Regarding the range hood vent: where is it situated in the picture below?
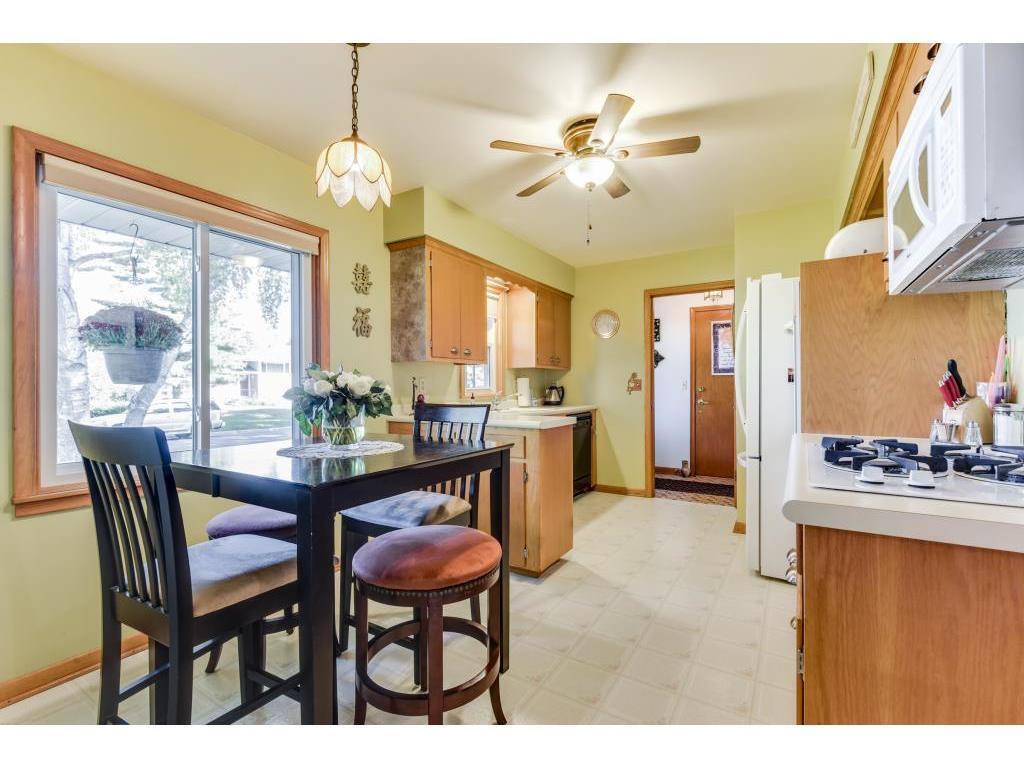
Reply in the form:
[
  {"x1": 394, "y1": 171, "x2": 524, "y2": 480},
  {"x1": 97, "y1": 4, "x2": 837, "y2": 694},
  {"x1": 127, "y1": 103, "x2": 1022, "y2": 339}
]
[{"x1": 944, "y1": 247, "x2": 1024, "y2": 283}]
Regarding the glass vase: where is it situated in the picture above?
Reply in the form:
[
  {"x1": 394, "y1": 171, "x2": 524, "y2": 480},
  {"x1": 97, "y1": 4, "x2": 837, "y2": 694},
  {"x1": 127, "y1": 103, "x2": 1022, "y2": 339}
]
[{"x1": 321, "y1": 407, "x2": 365, "y2": 446}]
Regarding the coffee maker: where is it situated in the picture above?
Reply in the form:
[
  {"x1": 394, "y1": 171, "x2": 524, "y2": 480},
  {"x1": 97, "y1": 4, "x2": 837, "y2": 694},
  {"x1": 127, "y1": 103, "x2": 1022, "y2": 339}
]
[{"x1": 543, "y1": 385, "x2": 564, "y2": 406}]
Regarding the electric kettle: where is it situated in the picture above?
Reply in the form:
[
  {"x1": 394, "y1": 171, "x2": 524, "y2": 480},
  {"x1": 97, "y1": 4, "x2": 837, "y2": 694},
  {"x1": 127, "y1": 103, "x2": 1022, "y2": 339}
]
[{"x1": 543, "y1": 385, "x2": 564, "y2": 406}]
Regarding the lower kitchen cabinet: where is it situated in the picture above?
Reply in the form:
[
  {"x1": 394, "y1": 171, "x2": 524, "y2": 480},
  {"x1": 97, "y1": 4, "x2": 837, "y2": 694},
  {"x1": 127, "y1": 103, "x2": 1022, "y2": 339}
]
[
  {"x1": 796, "y1": 524, "x2": 1024, "y2": 724},
  {"x1": 386, "y1": 420, "x2": 573, "y2": 576}
]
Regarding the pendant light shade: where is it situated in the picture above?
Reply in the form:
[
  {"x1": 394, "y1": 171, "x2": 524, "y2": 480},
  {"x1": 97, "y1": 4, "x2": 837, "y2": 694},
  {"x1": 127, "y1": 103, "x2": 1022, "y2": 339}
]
[
  {"x1": 316, "y1": 43, "x2": 392, "y2": 210},
  {"x1": 315, "y1": 136, "x2": 393, "y2": 210}
]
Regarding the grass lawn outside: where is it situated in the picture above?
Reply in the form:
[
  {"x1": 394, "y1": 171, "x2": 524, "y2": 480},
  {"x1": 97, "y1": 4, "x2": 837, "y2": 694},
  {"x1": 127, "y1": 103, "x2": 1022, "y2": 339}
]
[{"x1": 219, "y1": 407, "x2": 290, "y2": 431}]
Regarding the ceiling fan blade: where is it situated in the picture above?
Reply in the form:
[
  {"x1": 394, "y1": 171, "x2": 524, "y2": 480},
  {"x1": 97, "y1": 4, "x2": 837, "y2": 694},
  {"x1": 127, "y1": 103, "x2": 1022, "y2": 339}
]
[
  {"x1": 603, "y1": 174, "x2": 630, "y2": 199},
  {"x1": 490, "y1": 140, "x2": 566, "y2": 156},
  {"x1": 516, "y1": 169, "x2": 565, "y2": 197},
  {"x1": 617, "y1": 135, "x2": 701, "y2": 159},
  {"x1": 589, "y1": 93, "x2": 635, "y2": 149}
]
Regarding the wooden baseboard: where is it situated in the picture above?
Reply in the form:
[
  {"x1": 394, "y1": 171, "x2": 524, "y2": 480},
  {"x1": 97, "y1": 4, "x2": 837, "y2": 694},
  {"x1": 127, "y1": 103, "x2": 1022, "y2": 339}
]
[
  {"x1": 733, "y1": 521, "x2": 746, "y2": 534},
  {"x1": 0, "y1": 634, "x2": 148, "y2": 709},
  {"x1": 594, "y1": 484, "x2": 649, "y2": 497},
  {"x1": 654, "y1": 465, "x2": 682, "y2": 476}
]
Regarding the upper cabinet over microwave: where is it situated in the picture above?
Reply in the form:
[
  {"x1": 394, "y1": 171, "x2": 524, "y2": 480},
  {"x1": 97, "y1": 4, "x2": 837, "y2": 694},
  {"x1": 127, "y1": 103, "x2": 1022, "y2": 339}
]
[{"x1": 887, "y1": 44, "x2": 1024, "y2": 295}]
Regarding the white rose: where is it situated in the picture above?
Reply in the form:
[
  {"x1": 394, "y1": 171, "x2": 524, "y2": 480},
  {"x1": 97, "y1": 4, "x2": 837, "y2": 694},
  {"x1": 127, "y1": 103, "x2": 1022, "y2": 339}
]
[
  {"x1": 313, "y1": 379, "x2": 334, "y2": 396},
  {"x1": 302, "y1": 378, "x2": 316, "y2": 394},
  {"x1": 349, "y1": 375, "x2": 373, "y2": 397}
]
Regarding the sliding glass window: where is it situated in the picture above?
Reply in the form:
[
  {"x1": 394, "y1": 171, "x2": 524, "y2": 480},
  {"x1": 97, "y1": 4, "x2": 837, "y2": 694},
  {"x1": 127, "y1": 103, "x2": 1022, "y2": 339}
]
[{"x1": 39, "y1": 184, "x2": 312, "y2": 487}]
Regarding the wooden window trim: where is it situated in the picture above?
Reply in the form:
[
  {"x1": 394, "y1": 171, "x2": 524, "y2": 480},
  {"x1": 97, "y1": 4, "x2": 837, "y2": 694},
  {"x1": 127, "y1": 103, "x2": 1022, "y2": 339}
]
[
  {"x1": 460, "y1": 285, "x2": 507, "y2": 399},
  {"x1": 11, "y1": 127, "x2": 330, "y2": 517}
]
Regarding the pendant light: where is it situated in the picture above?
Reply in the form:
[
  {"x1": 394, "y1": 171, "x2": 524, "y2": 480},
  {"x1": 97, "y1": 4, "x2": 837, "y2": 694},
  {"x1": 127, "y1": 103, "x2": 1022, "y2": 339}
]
[{"x1": 315, "y1": 43, "x2": 393, "y2": 210}]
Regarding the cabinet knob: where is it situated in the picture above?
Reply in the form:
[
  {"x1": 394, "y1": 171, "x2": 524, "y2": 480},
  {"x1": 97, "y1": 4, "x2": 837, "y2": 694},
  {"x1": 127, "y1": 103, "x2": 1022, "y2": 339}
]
[
  {"x1": 912, "y1": 72, "x2": 928, "y2": 96},
  {"x1": 926, "y1": 43, "x2": 941, "y2": 60},
  {"x1": 784, "y1": 567, "x2": 798, "y2": 585},
  {"x1": 463, "y1": 348, "x2": 471, "y2": 355},
  {"x1": 790, "y1": 616, "x2": 798, "y2": 630},
  {"x1": 449, "y1": 347, "x2": 458, "y2": 354}
]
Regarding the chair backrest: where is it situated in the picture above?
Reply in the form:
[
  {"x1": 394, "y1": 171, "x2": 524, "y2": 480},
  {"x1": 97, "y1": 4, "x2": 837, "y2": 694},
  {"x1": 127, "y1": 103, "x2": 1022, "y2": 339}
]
[
  {"x1": 413, "y1": 402, "x2": 490, "y2": 442},
  {"x1": 412, "y1": 402, "x2": 490, "y2": 506},
  {"x1": 69, "y1": 422, "x2": 192, "y2": 619}
]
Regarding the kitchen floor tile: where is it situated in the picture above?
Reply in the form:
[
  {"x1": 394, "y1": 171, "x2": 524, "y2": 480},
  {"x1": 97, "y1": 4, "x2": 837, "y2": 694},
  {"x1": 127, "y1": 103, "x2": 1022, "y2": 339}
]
[
  {"x1": 569, "y1": 634, "x2": 634, "y2": 673},
  {"x1": 543, "y1": 658, "x2": 618, "y2": 707},
  {"x1": 757, "y1": 652, "x2": 797, "y2": 691},
  {"x1": 601, "y1": 676, "x2": 679, "y2": 724},
  {"x1": 695, "y1": 638, "x2": 759, "y2": 679},
  {"x1": 621, "y1": 647, "x2": 690, "y2": 693},
  {"x1": 752, "y1": 683, "x2": 796, "y2": 724},
  {"x1": 516, "y1": 689, "x2": 596, "y2": 725},
  {"x1": 704, "y1": 614, "x2": 762, "y2": 648},
  {"x1": 673, "y1": 695, "x2": 749, "y2": 724},
  {"x1": 639, "y1": 623, "x2": 701, "y2": 659},
  {"x1": 683, "y1": 664, "x2": 756, "y2": 717},
  {"x1": 590, "y1": 611, "x2": 649, "y2": 645}
]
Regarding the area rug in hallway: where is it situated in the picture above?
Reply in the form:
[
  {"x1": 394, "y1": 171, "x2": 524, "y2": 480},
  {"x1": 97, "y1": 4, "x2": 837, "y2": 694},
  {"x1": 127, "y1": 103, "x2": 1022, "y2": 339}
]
[{"x1": 655, "y1": 476, "x2": 734, "y2": 497}]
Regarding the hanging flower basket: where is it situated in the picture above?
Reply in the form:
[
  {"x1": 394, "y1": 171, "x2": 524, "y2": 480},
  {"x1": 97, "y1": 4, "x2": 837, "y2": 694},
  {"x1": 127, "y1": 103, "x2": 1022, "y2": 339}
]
[{"x1": 78, "y1": 306, "x2": 182, "y2": 385}]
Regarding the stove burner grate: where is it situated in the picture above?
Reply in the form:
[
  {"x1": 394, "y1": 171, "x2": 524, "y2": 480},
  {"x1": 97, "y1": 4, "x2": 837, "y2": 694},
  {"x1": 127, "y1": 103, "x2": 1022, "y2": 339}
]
[{"x1": 820, "y1": 436, "x2": 950, "y2": 477}]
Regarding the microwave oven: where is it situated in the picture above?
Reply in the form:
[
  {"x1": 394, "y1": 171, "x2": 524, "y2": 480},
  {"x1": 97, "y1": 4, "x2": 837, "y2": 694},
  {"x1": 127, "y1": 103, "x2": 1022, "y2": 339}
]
[{"x1": 887, "y1": 43, "x2": 1024, "y2": 295}]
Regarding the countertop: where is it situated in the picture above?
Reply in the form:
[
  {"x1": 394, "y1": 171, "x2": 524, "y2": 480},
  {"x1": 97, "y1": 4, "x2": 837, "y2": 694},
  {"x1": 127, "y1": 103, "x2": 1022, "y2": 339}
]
[
  {"x1": 385, "y1": 404, "x2": 596, "y2": 431},
  {"x1": 782, "y1": 433, "x2": 1024, "y2": 554}
]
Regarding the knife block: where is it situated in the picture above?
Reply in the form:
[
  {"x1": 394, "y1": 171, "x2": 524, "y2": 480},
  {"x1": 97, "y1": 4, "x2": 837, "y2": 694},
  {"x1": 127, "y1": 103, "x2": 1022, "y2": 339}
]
[{"x1": 941, "y1": 396, "x2": 993, "y2": 443}]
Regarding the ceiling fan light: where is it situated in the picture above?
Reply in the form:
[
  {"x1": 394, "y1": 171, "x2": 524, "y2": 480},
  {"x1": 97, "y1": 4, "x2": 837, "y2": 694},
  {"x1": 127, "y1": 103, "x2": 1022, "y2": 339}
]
[{"x1": 565, "y1": 156, "x2": 615, "y2": 189}]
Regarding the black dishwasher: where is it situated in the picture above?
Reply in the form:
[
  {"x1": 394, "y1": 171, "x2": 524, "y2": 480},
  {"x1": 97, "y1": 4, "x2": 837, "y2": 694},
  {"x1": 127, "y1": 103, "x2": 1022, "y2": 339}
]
[{"x1": 571, "y1": 411, "x2": 593, "y2": 496}]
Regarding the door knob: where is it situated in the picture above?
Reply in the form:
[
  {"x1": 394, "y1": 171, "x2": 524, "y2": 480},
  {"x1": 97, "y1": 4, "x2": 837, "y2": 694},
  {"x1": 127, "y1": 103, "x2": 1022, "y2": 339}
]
[
  {"x1": 697, "y1": 386, "x2": 706, "y2": 393},
  {"x1": 697, "y1": 398, "x2": 709, "y2": 406}
]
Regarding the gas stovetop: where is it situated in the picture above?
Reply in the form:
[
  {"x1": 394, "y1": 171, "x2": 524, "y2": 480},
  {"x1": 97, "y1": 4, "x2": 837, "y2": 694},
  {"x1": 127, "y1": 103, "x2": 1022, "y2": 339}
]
[{"x1": 805, "y1": 436, "x2": 1024, "y2": 508}]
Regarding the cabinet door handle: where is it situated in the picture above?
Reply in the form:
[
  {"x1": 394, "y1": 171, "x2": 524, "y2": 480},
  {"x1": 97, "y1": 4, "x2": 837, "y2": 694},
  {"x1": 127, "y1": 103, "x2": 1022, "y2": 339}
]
[
  {"x1": 912, "y1": 72, "x2": 927, "y2": 96},
  {"x1": 926, "y1": 43, "x2": 941, "y2": 60},
  {"x1": 449, "y1": 347, "x2": 458, "y2": 354},
  {"x1": 790, "y1": 616, "x2": 798, "y2": 630}
]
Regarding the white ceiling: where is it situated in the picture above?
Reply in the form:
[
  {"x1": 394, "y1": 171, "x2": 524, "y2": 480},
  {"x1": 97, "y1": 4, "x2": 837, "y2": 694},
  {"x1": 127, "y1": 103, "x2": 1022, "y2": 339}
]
[{"x1": 53, "y1": 44, "x2": 867, "y2": 266}]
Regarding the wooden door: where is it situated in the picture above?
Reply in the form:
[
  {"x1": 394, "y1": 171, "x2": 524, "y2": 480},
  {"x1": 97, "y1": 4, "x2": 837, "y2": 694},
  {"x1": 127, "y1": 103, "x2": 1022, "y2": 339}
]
[
  {"x1": 552, "y1": 293, "x2": 571, "y2": 369},
  {"x1": 459, "y1": 258, "x2": 487, "y2": 364},
  {"x1": 535, "y1": 289, "x2": 556, "y2": 367},
  {"x1": 429, "y1": 247, "x2": 462, "y2": 360},
  {"x1": 690, "y1": 305, "x2": 735, "y2": 478}
]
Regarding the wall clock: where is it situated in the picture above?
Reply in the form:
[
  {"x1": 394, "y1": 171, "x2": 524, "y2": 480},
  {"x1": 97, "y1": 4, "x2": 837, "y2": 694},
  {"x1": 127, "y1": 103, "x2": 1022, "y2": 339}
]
[{"x1": 591, "y1": 309, "x2": 620, "y2": 339}]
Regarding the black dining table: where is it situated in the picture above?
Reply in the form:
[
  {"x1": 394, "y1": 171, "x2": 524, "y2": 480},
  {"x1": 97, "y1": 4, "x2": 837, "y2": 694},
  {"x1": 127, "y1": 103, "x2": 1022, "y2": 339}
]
[{"x1": 170, "y1": 432, "x2": 512, "y2": 725}]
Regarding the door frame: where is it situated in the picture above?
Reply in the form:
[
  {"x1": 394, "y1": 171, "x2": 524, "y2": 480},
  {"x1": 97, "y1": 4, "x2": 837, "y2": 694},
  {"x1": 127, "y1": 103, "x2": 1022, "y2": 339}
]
[
  {"x1": 643, "y1": 280, "x2": 734, "y2": 497},
  {"x1": 688, "y1": 303, "x2": 736, "y2": 479}
]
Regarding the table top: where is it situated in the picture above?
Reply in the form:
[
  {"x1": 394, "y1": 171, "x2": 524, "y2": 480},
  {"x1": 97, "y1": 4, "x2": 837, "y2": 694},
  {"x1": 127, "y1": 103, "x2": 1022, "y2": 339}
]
[{"x1": 169, "y1": 433, "x2": 510, "y2": 490}]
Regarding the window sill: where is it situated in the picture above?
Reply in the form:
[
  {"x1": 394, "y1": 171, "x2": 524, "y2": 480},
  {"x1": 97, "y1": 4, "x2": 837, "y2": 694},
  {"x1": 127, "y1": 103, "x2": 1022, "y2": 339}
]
[{"x1": 13, "y1": 486, "x2": 92, "y2": 517}]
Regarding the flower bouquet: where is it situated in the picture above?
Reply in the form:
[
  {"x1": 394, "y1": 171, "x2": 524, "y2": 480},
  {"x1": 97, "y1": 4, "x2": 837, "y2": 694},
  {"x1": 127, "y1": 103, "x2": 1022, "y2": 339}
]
[{"x1": 284, "y1": 364, "x2": 393, "y2": 446}]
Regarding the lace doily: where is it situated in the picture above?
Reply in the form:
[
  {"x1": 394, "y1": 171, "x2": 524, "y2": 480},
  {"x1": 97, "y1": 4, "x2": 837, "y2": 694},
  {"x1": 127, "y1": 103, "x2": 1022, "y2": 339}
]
[{"x1": 276, "y1": 441, "x2": 405, "y2": 459}]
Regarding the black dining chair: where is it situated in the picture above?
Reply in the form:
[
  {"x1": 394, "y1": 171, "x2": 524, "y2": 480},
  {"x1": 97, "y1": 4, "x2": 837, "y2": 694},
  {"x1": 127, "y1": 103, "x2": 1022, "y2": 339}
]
[
  {"x1": 336, "y1": 402, "x2": 490, "y2": 685},
  {"x1": 70, "y1": 422, "x2": 302, "y2": 724}
]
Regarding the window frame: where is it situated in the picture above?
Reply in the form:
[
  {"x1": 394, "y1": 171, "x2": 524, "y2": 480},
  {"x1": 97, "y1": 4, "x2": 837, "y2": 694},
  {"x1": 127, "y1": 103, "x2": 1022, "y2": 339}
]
[
  {"x1": 11, "y1": 127, "x2": 331, "y2": 517},
  {"x1": 460, "y1": 283, "x2": 507, "y2": 399}
]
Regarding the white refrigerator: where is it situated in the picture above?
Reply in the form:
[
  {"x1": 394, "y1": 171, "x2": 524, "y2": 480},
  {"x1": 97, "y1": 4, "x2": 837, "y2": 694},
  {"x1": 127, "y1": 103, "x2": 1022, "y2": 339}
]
[{"x1": 737, "y1": 274, "x2": 799, "y2": 581}]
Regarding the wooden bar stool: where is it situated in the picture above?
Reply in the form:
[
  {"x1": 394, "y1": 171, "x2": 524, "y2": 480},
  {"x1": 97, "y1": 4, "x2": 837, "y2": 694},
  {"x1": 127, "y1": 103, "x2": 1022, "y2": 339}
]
[{"x1": 352, "y1": 526, "x2": 506, "y2": 725}]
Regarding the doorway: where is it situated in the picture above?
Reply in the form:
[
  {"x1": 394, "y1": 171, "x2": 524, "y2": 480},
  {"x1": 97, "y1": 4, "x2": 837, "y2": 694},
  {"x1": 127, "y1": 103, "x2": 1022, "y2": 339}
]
[{"x1": 644, "y1": 281, "x2": 735, "y2": 504}]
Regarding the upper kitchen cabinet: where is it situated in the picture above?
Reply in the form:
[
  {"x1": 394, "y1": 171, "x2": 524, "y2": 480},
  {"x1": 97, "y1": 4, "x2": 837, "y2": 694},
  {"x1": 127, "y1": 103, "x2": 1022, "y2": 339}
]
[
  {"x1": 507, "y1": 286, "x2": 571, "y2": 369},
  {"x1": 390, "y1": 238, "x2": 487, "y2": 364}
]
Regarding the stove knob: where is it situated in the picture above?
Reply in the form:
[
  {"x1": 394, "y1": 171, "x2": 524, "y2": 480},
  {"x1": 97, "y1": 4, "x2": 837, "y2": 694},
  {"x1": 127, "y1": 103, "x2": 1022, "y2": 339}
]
[
  {"x1": 857, "y1": 465, "x2": 885, "y2": 483},
  {"x1": 908, "y1": 469, "x2": 935, "y2": 488},
  {"x1": 786, "y1": 548, "x2": 798, "y2": 566}
]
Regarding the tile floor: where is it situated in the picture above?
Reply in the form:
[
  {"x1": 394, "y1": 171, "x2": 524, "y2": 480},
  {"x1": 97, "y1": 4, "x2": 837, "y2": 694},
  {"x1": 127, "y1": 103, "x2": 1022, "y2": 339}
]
[{"x1": 0, "y1": 492, "x2": 796, "y2": 725}]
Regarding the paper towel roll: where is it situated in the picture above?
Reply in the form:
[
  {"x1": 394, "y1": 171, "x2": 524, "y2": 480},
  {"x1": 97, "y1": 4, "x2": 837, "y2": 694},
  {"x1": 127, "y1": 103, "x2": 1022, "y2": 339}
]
[{"x1": 516, "y1": 377, "x2": 531, "y2": 407}]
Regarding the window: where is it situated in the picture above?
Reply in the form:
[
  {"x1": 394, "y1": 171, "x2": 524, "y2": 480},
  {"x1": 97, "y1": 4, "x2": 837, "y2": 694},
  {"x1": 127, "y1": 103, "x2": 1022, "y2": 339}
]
[
  {"x1": 462, "y1": 286, "x2": 506, "y2": 397},
  {"x1": 12, "y1": 129, "x2": 329, "y2": 516}
]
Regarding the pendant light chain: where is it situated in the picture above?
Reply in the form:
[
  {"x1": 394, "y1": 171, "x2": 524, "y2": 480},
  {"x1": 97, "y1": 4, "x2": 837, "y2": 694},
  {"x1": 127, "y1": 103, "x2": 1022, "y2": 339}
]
[{"x1": 350, "y1": 45, "x2": 360, "y2": 135}]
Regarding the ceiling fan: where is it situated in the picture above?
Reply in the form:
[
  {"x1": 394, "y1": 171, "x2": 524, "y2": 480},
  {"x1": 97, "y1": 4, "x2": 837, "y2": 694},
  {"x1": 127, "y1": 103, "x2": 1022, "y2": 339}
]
[{"x1": 489, "y1": 93, "x2": 700, "y2": 199}]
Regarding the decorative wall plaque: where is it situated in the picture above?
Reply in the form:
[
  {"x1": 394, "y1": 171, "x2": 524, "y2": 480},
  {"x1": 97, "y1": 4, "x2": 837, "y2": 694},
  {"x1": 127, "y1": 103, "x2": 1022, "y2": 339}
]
[
  {"x1": 352, "y1": 307, "x2": 372, "y2": 338},
  {"x1": 352, "y1": 263, "x2": 372, "y2": 294}
]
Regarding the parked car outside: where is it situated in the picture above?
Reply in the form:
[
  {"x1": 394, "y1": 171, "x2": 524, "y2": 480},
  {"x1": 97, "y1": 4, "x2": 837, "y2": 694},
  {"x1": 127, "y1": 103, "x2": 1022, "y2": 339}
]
[{"x1": 89, "y1": 399, "x2": 223, "y2": 437}]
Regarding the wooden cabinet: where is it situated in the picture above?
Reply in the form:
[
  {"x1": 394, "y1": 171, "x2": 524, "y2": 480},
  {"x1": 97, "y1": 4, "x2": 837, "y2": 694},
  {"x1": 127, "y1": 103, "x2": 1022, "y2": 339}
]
[
  {"x1": 390, "y1": 240, "x2": 486, "y2": 364},
  {"x1": 797, "y1": 524, "x2": 1024, "y2": 723},
  {"x1": 507, "y1": 286, "x2": 572, "y2": 370},
  {"x1": 386, "y1": 419, "x2": 574, "y2": 576}
]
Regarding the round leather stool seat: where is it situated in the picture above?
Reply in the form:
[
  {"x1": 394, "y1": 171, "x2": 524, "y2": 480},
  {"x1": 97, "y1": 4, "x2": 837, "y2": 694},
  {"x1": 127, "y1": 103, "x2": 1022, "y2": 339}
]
[
  {"x1": 206, "y1": 504, "x2": 297, "y2": 541},
  {"x1": 353, "y1": 526, "x2": 501, "y2": 592}
]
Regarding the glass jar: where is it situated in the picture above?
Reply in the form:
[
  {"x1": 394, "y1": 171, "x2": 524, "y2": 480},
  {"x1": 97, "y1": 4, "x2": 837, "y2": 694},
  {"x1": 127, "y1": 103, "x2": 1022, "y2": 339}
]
[{"x1": 321, "y1": 406, "x2": 365, "y2": 446}]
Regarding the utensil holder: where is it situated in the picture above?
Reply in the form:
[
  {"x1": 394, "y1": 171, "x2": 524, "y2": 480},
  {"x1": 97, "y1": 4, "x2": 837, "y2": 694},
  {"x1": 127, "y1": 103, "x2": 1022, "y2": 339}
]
[{"x1": 941, "y1": 396, "x2": 993, "y2": 444}]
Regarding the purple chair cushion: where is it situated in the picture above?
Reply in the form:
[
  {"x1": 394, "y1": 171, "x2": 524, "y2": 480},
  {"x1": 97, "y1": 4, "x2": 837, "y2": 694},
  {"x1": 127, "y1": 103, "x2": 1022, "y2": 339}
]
[{"x1": 206, "y1": 504, "x2": 297, "y2": 540}]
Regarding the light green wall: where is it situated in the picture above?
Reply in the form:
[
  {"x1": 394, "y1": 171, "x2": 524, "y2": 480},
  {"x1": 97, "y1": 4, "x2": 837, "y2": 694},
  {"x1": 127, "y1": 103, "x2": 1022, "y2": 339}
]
[
  {"x1": 832, "y1": 44, "x2": 895, "y2": 227},
  {"x1": 381, "y1": 187, "x2": 425, "y2": 244},
  {"x1": 732, "y1": 198, "x2": 838, "y2": 522},
  {"x1": 558, "y1": 245, "x2": 734, "y2": 491}
]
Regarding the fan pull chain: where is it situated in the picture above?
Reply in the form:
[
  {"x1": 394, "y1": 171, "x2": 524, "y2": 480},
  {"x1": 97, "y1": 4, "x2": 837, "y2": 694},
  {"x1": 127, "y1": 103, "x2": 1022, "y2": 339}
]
[{"x1": 585, "y1": 186, "x2": 593, "y2": 246}]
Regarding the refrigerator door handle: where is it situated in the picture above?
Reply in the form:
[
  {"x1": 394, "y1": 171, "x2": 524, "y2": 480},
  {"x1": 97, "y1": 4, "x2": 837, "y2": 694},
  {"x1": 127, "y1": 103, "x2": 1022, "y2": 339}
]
[{"x1": 735, "y1": 301, "x2": 749, "y2": 431}]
